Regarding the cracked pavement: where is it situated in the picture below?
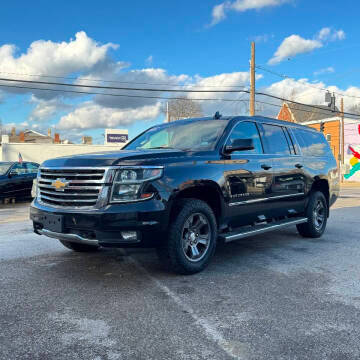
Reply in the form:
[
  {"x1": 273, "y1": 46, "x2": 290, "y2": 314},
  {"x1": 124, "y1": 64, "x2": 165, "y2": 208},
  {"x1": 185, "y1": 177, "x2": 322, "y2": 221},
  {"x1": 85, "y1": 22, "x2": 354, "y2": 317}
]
[{"x1": 1, "y1": 190, "x2": 360, "y2": 359}]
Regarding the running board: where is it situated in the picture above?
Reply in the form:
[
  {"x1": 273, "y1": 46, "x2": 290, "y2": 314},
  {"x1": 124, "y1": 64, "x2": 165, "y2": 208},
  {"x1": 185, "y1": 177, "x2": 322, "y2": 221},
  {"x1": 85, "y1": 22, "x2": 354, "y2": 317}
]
[{"x1": 220, "y1": 217, "x2": 308, "y2": 243}]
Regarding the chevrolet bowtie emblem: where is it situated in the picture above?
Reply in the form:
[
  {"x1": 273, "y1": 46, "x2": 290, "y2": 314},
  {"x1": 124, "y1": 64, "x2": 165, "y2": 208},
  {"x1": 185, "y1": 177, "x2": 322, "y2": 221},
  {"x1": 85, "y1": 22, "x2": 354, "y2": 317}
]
[{"x1": 51, "y1": 178, "x2": 69, "y2": 191}]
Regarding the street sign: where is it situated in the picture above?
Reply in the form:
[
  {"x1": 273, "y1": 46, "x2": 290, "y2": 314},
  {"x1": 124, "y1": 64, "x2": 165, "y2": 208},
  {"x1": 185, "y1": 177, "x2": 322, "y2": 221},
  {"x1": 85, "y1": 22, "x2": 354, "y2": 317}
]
[
  {"x1": 106, "y1": 133, "x2": 128, "y2": 143},
  {"x1": 105, "y1": 129, "x2": 129, "y2": 145}
]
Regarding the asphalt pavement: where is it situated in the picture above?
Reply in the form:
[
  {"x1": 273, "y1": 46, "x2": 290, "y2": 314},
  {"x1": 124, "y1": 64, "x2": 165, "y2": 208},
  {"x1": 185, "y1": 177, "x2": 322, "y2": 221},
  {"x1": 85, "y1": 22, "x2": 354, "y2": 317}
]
[{"x1": 1, "y1": 190, "x2": 360, "y2": 360}]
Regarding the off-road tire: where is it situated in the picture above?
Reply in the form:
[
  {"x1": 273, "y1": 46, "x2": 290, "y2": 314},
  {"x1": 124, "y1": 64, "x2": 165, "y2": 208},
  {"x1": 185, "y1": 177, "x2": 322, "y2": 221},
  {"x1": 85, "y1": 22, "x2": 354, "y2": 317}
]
[
  {"x1": 296, "y1": 191, "x2": 328, "y2": 238},
  {"x1": 157, "y1": 198, "x2": 218, "y2": 275},
  {"x1": 59, "y1": 240, "x2": 100, "y2": 252}
]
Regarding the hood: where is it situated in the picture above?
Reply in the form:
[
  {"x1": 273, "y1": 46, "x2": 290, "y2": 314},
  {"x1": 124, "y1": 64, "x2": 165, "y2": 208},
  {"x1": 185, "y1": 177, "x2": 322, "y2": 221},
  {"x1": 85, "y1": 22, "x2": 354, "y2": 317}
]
[{"x1": 41, "y1": 149, "x2": 190, "y2": 168}]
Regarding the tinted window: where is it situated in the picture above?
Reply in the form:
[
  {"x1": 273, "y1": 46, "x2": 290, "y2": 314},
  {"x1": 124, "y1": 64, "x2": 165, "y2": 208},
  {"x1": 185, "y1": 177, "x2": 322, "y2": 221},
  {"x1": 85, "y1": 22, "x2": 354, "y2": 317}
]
[
  {"x1": 11, "y1": 163, "x2": 27, "y2": 175},
  {"x1": 226, "y1": 121, "x2": 263, "y2": 154},
  {"x1": 294, "y1": 129, "x2": 331, "y2": 157},
  {"x1": 125, "y1": 120, "x2": 227, "y2": 151},
  {"x1": 283, "y1": 128, "x2": 296, "y2": 155},
  {"x1": 0, "y1": 163, "x2": 11, "y2": 176},
  {"x1": 261, "y1": 124, "x2": 291, "y2": 155},
  {"x1": 26, "y1": 163, "x2": 39, "y2": 174}
]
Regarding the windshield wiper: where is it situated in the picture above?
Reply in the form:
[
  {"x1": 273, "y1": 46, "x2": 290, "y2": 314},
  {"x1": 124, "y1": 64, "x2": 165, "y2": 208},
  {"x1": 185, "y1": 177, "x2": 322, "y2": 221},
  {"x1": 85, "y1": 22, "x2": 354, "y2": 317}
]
[{"x1": 146, "y1": 146, "x2": 176, "y2": 150}]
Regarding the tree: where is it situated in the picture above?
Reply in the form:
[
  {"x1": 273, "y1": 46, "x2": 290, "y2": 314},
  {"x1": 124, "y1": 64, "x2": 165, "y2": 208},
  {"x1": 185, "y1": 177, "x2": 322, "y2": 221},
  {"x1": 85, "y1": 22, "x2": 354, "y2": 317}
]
[
  {"x1": 162, "y1": 97, "x2": 203, "y2": 122},
  {"x1": 348, "y1": 103, "x2": 360, "y2": 115}
]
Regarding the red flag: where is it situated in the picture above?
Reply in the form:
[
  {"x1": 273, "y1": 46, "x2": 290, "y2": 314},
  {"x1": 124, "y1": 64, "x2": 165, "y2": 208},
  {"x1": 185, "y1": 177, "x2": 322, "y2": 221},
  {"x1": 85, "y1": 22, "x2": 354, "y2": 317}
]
[
  {"x1": 18, "y1": 153, "x2": 23, "y2": 163},
  {"x1": 358, "y1": 124, "x2": 360, "y2": 135}
]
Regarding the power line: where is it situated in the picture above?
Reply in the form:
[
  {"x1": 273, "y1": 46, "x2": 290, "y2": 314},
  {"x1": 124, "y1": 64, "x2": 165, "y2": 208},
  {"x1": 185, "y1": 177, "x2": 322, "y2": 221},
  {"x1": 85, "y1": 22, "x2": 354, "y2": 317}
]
[
  {"x1": 255, "y1": 90, "x2": 360, "y2": 118},
  {"x1": 1, "y1": 78, "x2": 360, "y2": 118},
  {"x1": 256, "y1": 64, "x2": 360, "y2": 101},
  {"x1": 0, "y1": 70, "x2": 247, "y2": 89},
  {"x1": 0, "y1": 76, "x2": 245, "y2": 93},
  {"x1": 0, "y1": 83, "x2": 246, "y2": 102},
  {"x1": 0, "y1": 74, "x2": 358, "y2": 116}
]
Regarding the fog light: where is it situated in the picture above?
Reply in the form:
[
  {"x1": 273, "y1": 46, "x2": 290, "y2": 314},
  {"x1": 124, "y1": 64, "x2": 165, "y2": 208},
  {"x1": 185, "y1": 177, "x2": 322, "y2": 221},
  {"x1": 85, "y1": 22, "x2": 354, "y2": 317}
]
[{"x1": 121, "y1": 231, "x2": 138, "y2": 242}]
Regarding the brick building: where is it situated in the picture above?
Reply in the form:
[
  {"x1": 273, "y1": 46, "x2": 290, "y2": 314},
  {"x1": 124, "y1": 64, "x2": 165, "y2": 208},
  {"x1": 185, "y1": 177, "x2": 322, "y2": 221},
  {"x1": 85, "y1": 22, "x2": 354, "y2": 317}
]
[{"x1": 4, "y1": 127, "x2": 61, "y2": 144}]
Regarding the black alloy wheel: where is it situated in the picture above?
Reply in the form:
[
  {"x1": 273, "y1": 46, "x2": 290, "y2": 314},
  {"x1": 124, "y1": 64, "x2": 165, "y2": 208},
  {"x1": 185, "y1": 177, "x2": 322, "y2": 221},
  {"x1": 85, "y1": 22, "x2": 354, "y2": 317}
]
[{"x1": 157, "y1": 199, "x2": 217, "y2": 275}]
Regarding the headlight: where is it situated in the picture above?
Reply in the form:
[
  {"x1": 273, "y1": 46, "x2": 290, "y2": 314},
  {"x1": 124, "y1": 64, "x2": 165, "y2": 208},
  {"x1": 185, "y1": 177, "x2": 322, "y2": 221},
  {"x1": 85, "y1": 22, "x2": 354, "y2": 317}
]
[
  {"x1": 110, "y1": 167, "x2": 163, "y2": 203},
  {"x1": 31, "y1": 179, "x2": 38, "y2": 198}
]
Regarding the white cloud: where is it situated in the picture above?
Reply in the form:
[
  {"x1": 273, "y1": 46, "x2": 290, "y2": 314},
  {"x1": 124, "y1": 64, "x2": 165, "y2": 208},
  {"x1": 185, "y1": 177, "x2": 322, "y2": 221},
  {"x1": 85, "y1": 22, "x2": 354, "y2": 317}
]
[
  {"x1": 258, "y1": 78, "x2": 360, "y2": 116},
  {"x1": 317, "y1": 27, "x2": 331, "y2": 41},
  {"x1": 192, "y1": 71, "x2": 256, "y2": 90},
  {"x1": 210, "y1": 3, "x2": 228, "y2": 25},
  {"x1": 334, "y1": 30, "x2": 346, "y2": 41},
  {"x1": 0, "y1": 31, "x2": 266, "y2": 134},
  {"x1": 232, "y1": 0, "x2": 289, "y2": 11},
  {"x1": 268, "y1": 35, "x2": 322, "y2": 65},
  {"x1": 313, "y1": 67, "x2": 335, "y2": 76},
  {"x1": 88, "y1": 68, "x2": 190, "y2": 109},
  {"x1": 1, "y1": 121, "x2": 30, "y2": 134},
  {"x1": 182, "y1": 71, "x2": 263, "y2": 116},
  {"x1": 57, "y1": 102, "x2": 161, "y2": 130},
  {"x1": 269, "y1": 27, "x2": 346, "y2": 65},
  {"x1": 55, "y1": 71, "x2": 258, "y2": 131},
  {"x1": 29, "y1": 97, "x2": 72, "y2": 122},
  {"x1": 317, "y1": 27, "x2": 346, "y2": 41},
  {"x1": 0, "y1": 31, "x2": 117, "y2": 76},
  {"x1": 0, "y1": 31, "x2": 119, "y2": 99},
  {"x1": 210, "y1": 0, "x2": 290, "y2": 26}
]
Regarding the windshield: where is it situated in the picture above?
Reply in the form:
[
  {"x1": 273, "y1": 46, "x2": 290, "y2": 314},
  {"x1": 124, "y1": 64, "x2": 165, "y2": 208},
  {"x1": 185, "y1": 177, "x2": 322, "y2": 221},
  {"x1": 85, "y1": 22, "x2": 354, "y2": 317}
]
[
  {"x1": 125, "y1": 120, "x2": 227, "y2": 151},
  {"x1": 0, "y1": 163, "x2": 11, "y2": 176}
]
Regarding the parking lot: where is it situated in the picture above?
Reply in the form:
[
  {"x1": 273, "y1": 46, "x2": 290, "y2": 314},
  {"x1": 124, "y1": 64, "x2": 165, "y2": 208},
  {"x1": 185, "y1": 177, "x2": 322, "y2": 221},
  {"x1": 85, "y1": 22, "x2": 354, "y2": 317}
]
[{"x1": 1, "y1": 189, "x2": 360, "y2": 360}]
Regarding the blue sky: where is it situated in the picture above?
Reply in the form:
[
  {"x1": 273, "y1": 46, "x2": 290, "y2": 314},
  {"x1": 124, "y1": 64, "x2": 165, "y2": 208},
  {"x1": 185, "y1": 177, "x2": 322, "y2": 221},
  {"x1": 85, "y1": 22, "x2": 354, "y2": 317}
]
[{"x1": 0, "y1": 0, "x2": 358, "y2": 143}]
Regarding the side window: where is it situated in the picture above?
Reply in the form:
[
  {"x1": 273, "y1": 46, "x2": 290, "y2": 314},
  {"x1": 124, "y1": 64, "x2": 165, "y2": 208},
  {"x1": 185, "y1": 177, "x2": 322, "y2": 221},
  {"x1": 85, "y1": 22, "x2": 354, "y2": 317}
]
[
  {"x1": 283, "y1": 128, "x2": 296, "y2": 155},
  {"x1": 294, "y1": 129, "x2": 331, "y2": 157},
  {"x1": 26, "y1": 163, "x2": 39, "y2": 174},
  {"x1": 261, "y1": 124, "x2": 291, "y2": 155},
  {"x1": 11, "y1": 163, "x2": 27, "y2": 175},
  {"x1": 226, "y1": 121, "x2": 263, "y2": 154}
]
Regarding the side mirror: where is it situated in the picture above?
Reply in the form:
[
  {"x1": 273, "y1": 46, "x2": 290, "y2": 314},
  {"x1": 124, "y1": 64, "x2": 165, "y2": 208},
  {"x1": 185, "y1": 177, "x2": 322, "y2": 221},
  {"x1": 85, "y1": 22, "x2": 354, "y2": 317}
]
[
  {"x1": 224, "y1": 138, "x2": 255, "y2": 153},
  {"x1": 8, "y1": 170, "x2": 18, "y2": 178}
]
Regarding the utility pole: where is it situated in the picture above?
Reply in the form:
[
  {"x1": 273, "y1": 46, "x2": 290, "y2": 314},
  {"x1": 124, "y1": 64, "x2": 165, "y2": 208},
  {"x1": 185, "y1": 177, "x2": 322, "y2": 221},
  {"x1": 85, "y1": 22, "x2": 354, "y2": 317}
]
[
  {"x1": 340, "y1": 98, "x2": 344, "y2": 182},
  {"x1": 250, "y1": 42, "x2": 255, "y2": 116},
  {"x1": 166, "y1": 101, "x2": 170, "y2": 123}
]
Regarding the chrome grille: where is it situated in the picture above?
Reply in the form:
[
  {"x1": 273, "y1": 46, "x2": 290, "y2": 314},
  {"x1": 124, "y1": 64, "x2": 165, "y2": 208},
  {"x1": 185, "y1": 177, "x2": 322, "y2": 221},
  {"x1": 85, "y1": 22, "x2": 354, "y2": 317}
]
[{"x1": 38, "y1": 167, "x2": 107, "y2": 208}]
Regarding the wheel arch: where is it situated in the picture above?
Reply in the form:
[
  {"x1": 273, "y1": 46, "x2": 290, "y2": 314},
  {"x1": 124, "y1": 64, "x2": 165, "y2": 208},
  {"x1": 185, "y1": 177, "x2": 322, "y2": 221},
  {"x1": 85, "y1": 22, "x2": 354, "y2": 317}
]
[
  {"x1": 310, "y1": 178, "x2": 330, "y2": 216},
  {"x1": 170, "y1": 181, "x2": 225, "y2": 228}
]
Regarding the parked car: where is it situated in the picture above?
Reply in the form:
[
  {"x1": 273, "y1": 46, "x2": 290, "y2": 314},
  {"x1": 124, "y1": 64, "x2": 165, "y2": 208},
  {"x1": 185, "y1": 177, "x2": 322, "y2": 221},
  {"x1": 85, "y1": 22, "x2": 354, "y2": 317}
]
[
  {"x1": 0, "y1": 161, "x2": 39, "y2": 201},
  {"x1": 30, "y1": 115, "x2": 339, "y2": 274}
]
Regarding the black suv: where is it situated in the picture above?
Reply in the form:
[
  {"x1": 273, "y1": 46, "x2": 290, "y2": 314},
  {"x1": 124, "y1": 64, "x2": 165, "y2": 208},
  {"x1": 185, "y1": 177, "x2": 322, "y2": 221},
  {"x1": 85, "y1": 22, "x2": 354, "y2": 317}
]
[{"x1": 30, "y1": 115, "x2": 339, "y2": 274}]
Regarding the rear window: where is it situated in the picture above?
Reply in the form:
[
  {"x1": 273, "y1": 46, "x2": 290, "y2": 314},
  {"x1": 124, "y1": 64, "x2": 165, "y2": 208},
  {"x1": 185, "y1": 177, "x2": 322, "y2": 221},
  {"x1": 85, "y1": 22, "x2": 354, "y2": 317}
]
[{"x1": 294, "y1": 129, "x2": 331, "y2": 157}]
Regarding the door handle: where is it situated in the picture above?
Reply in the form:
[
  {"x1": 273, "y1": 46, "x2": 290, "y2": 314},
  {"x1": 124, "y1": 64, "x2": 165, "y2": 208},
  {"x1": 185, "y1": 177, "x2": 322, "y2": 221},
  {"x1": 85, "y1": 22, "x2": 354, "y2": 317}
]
[
  {"x1": 295, "y1": 163, "x2": 303, "y2": 169},
  {"x1": 261, "y1": 164, "x2": 272, "y2": 170}
]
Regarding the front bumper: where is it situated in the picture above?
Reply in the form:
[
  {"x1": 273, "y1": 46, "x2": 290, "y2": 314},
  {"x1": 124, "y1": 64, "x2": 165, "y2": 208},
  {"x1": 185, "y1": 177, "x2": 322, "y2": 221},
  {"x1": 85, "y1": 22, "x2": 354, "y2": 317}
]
[
  {"x1": 37, "y1": 228, "x2": 100, "y2": 246},
  {"x1": 30, "y1": 196, "x2": 169, "y2": 248}
]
